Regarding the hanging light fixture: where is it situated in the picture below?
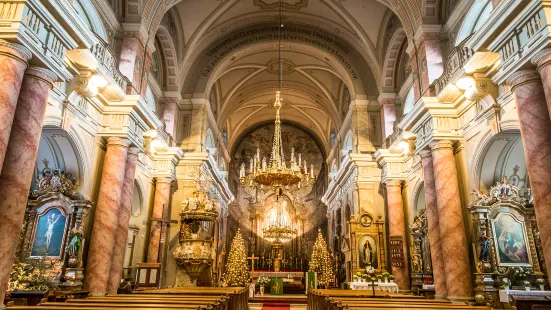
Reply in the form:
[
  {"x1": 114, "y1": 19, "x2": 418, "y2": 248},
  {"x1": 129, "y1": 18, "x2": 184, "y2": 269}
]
[{"x1": 239, "y1": 0, "x2": 316, "y2": 197}]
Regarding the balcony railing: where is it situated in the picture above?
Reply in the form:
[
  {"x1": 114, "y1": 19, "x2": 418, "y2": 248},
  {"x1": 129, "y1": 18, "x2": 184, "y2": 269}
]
[
  {"x1": 90, "y1": 33, "x2": 131, "y2": 93},
  {"x1": 433, "y1": 35, "x2": 474, "y2": 95}
]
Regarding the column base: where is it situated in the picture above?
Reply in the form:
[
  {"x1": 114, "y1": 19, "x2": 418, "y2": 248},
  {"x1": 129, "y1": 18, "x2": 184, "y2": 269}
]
[
  {"x1": 434, "y1": 294, "x2": 448, "y2": 300},
  {"x1": 89, "y1": 293, "x2": 107, "y2": 297},
  {"x1": 448, "y1": 296, "x2": 476, "y2": 304}
]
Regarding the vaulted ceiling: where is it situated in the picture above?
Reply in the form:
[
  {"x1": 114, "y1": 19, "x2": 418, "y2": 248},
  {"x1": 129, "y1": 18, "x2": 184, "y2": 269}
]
[{"x1": 161, "y1": 0, "x2": 404, "y2": 153}]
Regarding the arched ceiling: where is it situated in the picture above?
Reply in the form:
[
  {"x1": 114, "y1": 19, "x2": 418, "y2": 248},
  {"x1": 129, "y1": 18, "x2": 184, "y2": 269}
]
[{"x1": 158, "y1": 0, "x2": 409, "y2": 151}]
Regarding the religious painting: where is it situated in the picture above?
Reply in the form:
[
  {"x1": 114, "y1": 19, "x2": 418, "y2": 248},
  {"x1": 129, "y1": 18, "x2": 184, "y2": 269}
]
[
  {"x1": 357, "y1": 234, "x2": 378, "y2": 269},
  {"x1": 31, "y1": 207, "x2": 68, "y2": 259},
  {"x1": 492, "y1": 213, "x2": 531, "y2": 266}
]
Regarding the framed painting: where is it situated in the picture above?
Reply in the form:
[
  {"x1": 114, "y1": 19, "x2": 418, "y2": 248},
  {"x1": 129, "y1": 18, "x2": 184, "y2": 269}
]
[
  {"x1": 357, "y1": 234, "x2": 378, "y2": 270},
  {"x1": 30, "y1": 207, "x2": 68, "y2": 259},
  {"x1": 491, "y1": 213, "x2": 532, "y2": 267}
]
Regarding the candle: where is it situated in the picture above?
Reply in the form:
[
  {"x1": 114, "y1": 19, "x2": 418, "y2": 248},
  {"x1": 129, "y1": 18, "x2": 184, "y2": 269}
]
[
  {"x1": 311, "y1": 164, "x2": 314, "y2": 178},
  {"x1": 249, "y1": 159, "x2": 253, "y2": 173},
  {"x1": 298, "y1": 154, "x2": 301, "y2": 166},
  {"x1": 303, "y1": 160, "x2": 307, "y2": 172}
]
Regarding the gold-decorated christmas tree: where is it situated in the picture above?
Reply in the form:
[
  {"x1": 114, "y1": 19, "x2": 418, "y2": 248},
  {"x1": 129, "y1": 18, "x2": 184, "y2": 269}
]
[
  {"x1": 223, "y1": 229, "x2": 249, "y2": 286},
  {"x1": 309, "y1": 229, "x2": 334, "y2": 288}
]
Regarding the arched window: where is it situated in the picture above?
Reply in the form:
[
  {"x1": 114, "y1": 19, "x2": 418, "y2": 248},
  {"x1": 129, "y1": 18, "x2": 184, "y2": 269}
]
[
  {"x1": 403, "y1": 87, "x2": 415, "y2": 115},
  {"x1": 455, "y1": 0, "x2": 492, "y2": 46}
]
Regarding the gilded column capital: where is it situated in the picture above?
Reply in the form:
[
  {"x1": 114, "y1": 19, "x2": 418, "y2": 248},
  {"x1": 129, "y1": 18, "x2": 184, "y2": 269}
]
[
  {"x1": 419, "y1": 149, "x2": 432, "y2": 159},
  {"x1": 127, "y1": 147, "x2": 141, "y2": 157},
  {"x1": 384, "y1": 179, "x2": 403, "y2": 188},
  {"x1": 506, "y1": 70, "x2": 541, "y2": 90},
  {"x1": 429, "y1": 140, "x2": 454, "y2": 152},
  {"x1": 532, "y1": 48, "x2": 551, "y2": 71},
  {"x1": 155, "y1": 176, "x2": 174, "y2": 184},
  {"x1": 106, "y1": 137, "x2": 131, "y2": 148},
  {"x1": 0, "y1": 40, "x2": 32, "y2": 64},
  {"x1": 24, "y1": 67, "x2": 57, "y2": 88}
]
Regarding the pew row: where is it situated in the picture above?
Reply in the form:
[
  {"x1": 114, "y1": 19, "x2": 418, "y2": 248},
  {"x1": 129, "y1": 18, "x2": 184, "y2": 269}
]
[{"x1": 308, "y1": 289, "x2": 493, "y2": 310}]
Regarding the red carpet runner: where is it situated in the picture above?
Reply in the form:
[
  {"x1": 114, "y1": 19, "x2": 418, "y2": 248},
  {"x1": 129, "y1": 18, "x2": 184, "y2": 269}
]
[{"x1": 261, "y1": 303, "x2": 291, "y2": 310}]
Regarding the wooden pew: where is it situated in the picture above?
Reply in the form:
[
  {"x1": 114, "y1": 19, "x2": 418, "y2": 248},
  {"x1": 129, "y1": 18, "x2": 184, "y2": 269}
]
[
  {"x1": 308, "y1": 289, "x2": 492, "y2": 310},
  {"x1": 135, "y1": 287, "x2": 249, "y2": 310}
]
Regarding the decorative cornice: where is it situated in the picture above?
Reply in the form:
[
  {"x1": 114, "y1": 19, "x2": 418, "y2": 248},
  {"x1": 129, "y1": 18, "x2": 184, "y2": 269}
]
[{"x1": 25, "y1": 67, "x2": 58, "y2": 87}]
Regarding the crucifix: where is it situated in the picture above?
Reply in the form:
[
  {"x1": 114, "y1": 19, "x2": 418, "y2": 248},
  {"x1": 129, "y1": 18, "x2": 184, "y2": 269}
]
[
  {"x1": 247, "y1": 254, "x2": 259, "y2": 272},
  {"x1": 149, "y1": 204, "x2": 178, "y2": 263}
]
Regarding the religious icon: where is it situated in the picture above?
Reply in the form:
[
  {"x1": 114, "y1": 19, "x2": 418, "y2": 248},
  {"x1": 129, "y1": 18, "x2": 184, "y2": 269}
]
[
  {"x1": 358, "y1": 235, "x2": 378, "y2": 269},
  {"x1": 492, "y1": 213, "x2": 531, "y2": 266},
  {"x1": 31, "y1": 207, "x2": 68, "y2": 258},
  {"x1": 359, "y1": 214, "x2": 373, "y2": 227}
]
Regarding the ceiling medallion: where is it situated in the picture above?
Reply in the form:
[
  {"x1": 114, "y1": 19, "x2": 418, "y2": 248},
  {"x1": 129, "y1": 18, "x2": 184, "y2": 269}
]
[
  {"x1": 266, "y1": 58, "x2": 294, "y2": 75},
  {"x1": 254, "y1": 0, "x2": 308, "y2": 10}
]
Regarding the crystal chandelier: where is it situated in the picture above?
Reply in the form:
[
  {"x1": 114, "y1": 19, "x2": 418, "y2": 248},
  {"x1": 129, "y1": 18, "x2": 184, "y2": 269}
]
[
  {"x1": 239, "y1": 1, "x2": 316, "y2": 196},
  {"x1": 262, "y1": 201, "x2": 296, "y2": 243}
]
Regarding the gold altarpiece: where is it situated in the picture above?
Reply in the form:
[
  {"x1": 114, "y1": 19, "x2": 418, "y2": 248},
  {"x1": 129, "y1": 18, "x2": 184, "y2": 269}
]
[
  {"x1": 16, "y1": 168, "x2": 93, "y2": 289},
  {"x1": 469, "y1": 177, "x2": 546, "y2": 307},
  {"x1": 349, "y1": 212, "x2": 387, "y2": 274}
]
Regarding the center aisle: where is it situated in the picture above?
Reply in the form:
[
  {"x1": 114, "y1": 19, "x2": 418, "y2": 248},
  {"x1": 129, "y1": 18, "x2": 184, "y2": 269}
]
[{"x1": 249, "y1": 302, "x2": 305, "y2": 310}]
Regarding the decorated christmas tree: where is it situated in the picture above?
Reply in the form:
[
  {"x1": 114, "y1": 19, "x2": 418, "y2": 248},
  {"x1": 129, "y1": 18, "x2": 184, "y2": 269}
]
[
  {"x1": 309, "y1": 229, "x2": 334, "y2": 287},
  {"x1": 223, "y1": 229, "x2": 249, "y2": 286}
]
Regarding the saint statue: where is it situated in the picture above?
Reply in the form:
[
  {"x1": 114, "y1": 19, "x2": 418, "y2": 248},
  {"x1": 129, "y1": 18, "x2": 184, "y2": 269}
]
[
  {"x1": 274, "y1": 252, "x2": 282, "y2": 272},
  {"x1": 478, "y1": 232, "x2": 492, "y2": 262}
]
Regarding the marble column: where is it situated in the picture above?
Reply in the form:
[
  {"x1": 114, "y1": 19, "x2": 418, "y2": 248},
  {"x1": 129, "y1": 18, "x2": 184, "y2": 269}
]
[
  {"x1": 385, "y1": 180, "x2": 410, "y2": 291},
  {"x1": 147, "y1": 177, "x2": 173, "y2": 263},
  {"x1": 408, "y1": 28, "x2": 443, "y2": 101},
  {"x1": 420, "y1": 150, "x2": 447, "y2": 299},
  {"x1": 162, "y1": 98, "x2": 179, "y2": 140},
  {"x1": 507, "y1": 70, "x2": 551, "y2": 278},
  {"x1": 430, "y1": 140, "x2": 473, "y2": 300},
  {"x1": 84, "y1": 137, "x2": 129, "y2": 296},
  {"x1": 379, "y1": 94, "x2": 396, "y2": 140},
  {"x1": 0, "y1": 67, "x2": 56, "y2": 306},
  {"x1": 118, "y1": 33, "x2": 152, "y2": 97},
  {"x1": 0, "y1": 41, "x2": 31, "y2": 175},
  {"x1": 106, "y1": 147, "x2": 140, "y2": 294}
]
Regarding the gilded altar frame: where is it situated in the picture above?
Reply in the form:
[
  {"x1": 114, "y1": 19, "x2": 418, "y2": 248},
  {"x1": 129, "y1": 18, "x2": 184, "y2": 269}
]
[{"x1": 349, "y1": 212, "x2": 387, "y2": 274}]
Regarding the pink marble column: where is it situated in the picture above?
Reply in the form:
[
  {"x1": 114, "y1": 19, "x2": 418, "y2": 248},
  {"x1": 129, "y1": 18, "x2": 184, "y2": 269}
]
[
  {"x1": 379, "y1": 95, "x2": 396, "y2": 140},
  {"x1": 146, "y1": 177, "x2": 173, "y2": 263},
  {"x1": 0, "y1": 67, "x2": 56, "y2": 306},
  {"x1": 118, "y1": 34, "x2": 152, "y2": 97},
  {"x1": 106, "y1": 147, "x2": 140, "y2": 294},
  {"x1": 430, "y1": 140, "x2": 473, "y2": 301},
  {"x1": 409, "y1": 30, "x2": 443, "y2": 101},
  {"x1": 84, "y1": 137, "x2": 129, "y2": 296},
  {"x1": 162, "y1": 98, "x2": 179, "y2": 140},
  {"x1": 0, "y1": 40, "x2": 31, "y2": 175},
  {"x1": 507, "y1": 70, "x2": 551, "y2": 278},
  {"x1": 385, "y1": 180, "x2": 410, "y2": 291},
  {"x1": 420, "y1": 150, "x2": 448, "y2": 299}
]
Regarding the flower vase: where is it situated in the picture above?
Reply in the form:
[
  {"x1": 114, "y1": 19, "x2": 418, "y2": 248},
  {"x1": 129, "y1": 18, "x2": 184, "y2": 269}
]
[
  {"x1": 540, "y1": 285, "x2": 545, "y2": 291},
  {"x1": 385, "y1": 278, "x2": 388, "y2": 283},
  {"x1": 526, "y1": 286, "x2": 531, "y2": 291},
  {"x1": 390, "y1": 280, "x2": 394, "y2": 283},
  {"x1": 504, "y1": 286, "x2": 510, "y2": 291},
  {"x1": 378, "y1": 279, "x2": 382, "y2": 284},
  {"x1": 260, "y1": 286, "x2": 264, "y2": 296}
]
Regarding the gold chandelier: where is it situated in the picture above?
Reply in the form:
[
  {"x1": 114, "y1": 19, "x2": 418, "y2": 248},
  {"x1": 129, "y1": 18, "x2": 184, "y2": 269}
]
[
  {"x1": 239, "y1": 1, "x2": 316, "y2": 196},
  {"x1": 262, "y1": 201, "x2": 296, "y2": 243}
]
